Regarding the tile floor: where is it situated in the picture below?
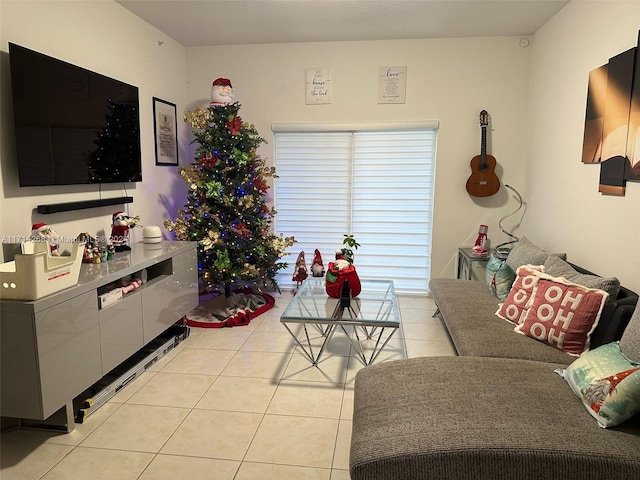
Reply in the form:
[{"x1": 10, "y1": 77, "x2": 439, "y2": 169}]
[{"x1": 1, "y1": 291, "x2": 455, "y2": 480}]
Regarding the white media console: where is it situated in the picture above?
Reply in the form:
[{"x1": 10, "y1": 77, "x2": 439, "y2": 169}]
[{"x1": 0, "y1": 241, "x2": 198, "y2": 431}]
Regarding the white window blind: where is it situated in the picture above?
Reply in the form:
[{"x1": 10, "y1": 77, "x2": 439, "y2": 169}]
[{"x1": 273, "y1": 127, "x2": 437, "y2": 294}]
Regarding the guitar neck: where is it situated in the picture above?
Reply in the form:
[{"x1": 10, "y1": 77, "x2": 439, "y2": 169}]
[{"x1": 480, "y1": 125, "x2": 487, "y2": 168}]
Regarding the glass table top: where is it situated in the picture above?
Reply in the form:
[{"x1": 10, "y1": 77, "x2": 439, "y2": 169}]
[{"x1": 281, "y1": 277, "x2": 399, "y2": 326}]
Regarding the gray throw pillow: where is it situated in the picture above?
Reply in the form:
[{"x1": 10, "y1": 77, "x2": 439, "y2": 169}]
[
  {"x1": 505, "y1": 237, "x2": 554, "y2": 271},
  {"x1": 620, "y1": 303, "x2": 640, "y2": 363},
  {"x1": 543, "y1": 255, "x2": 620, "y2": 299}
]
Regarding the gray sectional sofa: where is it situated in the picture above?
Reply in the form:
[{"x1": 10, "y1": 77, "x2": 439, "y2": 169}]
[{"x1": 350, "y1": 241, "x2": 640, "y2": 480}]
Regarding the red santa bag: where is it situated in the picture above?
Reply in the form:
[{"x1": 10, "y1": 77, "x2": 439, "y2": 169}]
[{"x1": 325, "y1": 262, "x2": 361, "y2": 298}]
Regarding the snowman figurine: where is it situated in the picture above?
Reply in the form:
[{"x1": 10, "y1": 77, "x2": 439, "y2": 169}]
[{"x1": 210, "y1": 78, "x2": 235, "y2": 106}]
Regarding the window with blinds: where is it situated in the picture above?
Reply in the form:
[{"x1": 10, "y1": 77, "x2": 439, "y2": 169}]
[{"x1": 273, "y1": 125, "x2": 437, "y2": 294}]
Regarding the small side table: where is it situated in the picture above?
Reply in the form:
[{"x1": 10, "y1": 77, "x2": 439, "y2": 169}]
[{"x1": 457, "y1": 247, "x2": 493, "y2": 280}]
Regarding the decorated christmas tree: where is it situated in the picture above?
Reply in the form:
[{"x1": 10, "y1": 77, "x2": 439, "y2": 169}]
[{"x1": 165, "y1": 94, "x2": 294, "y2": 294}]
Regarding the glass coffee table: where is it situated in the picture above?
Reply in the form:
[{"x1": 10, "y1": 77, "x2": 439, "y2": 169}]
[{"x1": 280, "y1": 277, "x2": 400, "y2": 366}]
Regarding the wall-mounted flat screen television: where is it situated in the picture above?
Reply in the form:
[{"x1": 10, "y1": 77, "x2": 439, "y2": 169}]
[{"x1": 9, "y1": 43, "x2": 142, "y2": 186}]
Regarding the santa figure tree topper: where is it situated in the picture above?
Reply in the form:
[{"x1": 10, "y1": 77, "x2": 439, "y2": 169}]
[{"x1": 210, "y1": 78, "x2": 235, "y2": 106}]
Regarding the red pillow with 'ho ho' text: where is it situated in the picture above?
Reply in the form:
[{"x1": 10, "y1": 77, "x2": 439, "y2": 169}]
[
  {"x1": 495, "y1": 264, "x2": 544, "y2": 325},
  {"x1": 515, "y1": 274, "x2": 608, "y2": 356}
]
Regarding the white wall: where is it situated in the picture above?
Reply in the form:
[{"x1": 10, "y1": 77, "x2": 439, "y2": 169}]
[
  {"x1": 4, "y1": 1, "x2": 634, "y2": 294},
  {"x1": 185, "y1": 37, "x2": 533, "y2": 279},
  {"x1": 526, "y1": 1, "x2": 640, "y2": 293},
  {"x1": 0, "y1": 1, "x2": 188, "y2": 259}
]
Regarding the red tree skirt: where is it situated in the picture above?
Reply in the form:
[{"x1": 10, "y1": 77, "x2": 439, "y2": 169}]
[{"x1": 185, "y1": 288, "x2": 275, "y2": 328}]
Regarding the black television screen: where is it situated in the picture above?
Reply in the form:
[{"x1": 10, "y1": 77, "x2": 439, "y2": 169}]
[{"x1": 9, "y1": 43, "x2": 142, "y2": 186}]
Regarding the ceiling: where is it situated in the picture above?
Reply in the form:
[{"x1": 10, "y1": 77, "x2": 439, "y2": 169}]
[{"x1": 116, "y1": 0, "x2": 569, "y2": 47}]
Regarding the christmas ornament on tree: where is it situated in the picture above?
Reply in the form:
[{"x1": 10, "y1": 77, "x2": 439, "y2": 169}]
[{"x1": 165, "y1": 90, "x2": 295, "y2": 294}]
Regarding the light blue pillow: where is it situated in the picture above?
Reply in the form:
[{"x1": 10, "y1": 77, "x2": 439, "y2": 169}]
[
  {"x1": 556, "y1": 342, "x2": 640, "y2": 428},
  {"x1": 485, "y1": 253, "x2": 515, "y2": 300}
]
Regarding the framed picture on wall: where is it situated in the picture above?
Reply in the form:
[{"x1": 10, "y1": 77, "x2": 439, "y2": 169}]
[
  {"x1": 378, "y1": 66, "x2": 407, "y2": 104},
  {"x1": 305, "y1": 67, "x2": 332, "y2": 104},
  {"x1": 153, "y1": 97, "x2": 179, "y2": 166}
]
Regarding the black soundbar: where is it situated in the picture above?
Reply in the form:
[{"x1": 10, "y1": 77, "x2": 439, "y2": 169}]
[{"x1": 37, "y1": 197, "x2": 134, "y2": 214}]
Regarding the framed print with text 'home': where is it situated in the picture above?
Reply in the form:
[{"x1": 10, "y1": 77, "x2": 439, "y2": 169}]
[{"x1": 305, "y1": 68, "x2": 332, "y2": 105}]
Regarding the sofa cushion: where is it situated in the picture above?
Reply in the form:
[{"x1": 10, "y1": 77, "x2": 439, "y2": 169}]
[
  {"x1": 620, "y1": 302, "x2": 640, "y2": 362},
  {"x1": 544, "y1": 255, "x2": 620, "y2": 299},
  {"x1": 495, "y1": 264, "x2": 544, "y2": 324},
  {"x1": 351, "y1": 356, "x2": 640, "y2": 480},
  {"x1": 430, "y1": 278, "x2": 573, "y2": 364},
  {"x1": 505, "y1": 237, "x2": 565, "y2": 271},
  {"x1": 515, "y1": 275, "x2": 607, "y2": 356},
  {"x1": 556, "y1": 342, "x2": 640, "y2": 428},
  {"x1": 505, "y1": 237, "x2": 547, "y2": 270}
]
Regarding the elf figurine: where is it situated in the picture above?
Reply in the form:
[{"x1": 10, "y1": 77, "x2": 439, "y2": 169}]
[
  {"x1": 31, "y1": 223, "x2": 61, "y2": 256},
  {"x1": 210, "y1": 78, "x2": 235, "y2": 105},
  {"x1": 110, "y1": 212, "x2": 139, "y2": 252},
  {"x1": 311, "y1": 249, "x2": 325, "y2": 277},
  {"x1": 292, "y1": 251, "x2": 308, "y2": 289}
]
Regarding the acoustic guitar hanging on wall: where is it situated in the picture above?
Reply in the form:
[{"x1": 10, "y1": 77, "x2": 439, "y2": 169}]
[{"x1": 466, "y1": 110, "x2": 500, "y2": 197}]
